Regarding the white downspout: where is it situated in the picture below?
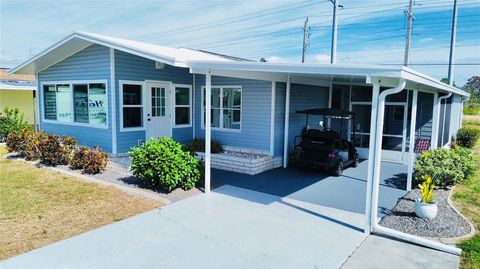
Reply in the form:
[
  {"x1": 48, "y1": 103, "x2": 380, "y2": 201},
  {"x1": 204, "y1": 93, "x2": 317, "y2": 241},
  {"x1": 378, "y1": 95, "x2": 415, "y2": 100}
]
[
  {"x1": 367, "y1": 79, "x2": 461, "y2": 255},
  {"x1": 439, "y1": 92, "x2": 452, "y2": 147},
  {"x1": 283, "y1": 75, "x2": 291, "y2": 168}
]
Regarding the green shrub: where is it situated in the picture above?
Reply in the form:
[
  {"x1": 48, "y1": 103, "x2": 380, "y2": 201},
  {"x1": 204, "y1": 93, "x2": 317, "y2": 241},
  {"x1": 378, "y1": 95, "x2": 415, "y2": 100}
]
[
  {"x1": 183, "y1": 137, "x2": 223, "y2": 154},
  {"x1": 82, "y1": 146, "x2": 108, "y2": 174},
  {"x1": 414, "y1": 147, "x2": 476, "y2": 188},
  {"x1": 456, "y1": 127, "x2": 480, "y2": 148},
  {"x1": 38, "y1": 134, "x2": 77, "y2": 166},
  {"x1": 0, "y1": 107, "x2": 30, "y2": 142},
  {"x1": 129, "y1": 137, "x2": 201, "y2": 192}
]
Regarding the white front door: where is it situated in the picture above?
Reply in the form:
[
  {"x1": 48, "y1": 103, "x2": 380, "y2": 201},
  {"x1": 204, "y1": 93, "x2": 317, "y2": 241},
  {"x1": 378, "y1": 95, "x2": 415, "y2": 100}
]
[{"x1": 146, "y1": 82, "x2": 172, "y2": 140}]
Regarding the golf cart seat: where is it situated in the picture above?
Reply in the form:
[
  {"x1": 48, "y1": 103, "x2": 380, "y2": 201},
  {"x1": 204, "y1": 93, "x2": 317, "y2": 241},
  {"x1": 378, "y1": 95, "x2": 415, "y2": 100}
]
[{"x1": 304, "y1": 128, "x2": 339, "y2": 142}]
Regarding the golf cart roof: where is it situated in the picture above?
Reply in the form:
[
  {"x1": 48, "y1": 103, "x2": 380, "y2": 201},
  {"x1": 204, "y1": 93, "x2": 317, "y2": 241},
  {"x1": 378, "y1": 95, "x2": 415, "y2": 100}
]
[{"x1": 296, "y1": 108, "x2": 356, "y2": 119}]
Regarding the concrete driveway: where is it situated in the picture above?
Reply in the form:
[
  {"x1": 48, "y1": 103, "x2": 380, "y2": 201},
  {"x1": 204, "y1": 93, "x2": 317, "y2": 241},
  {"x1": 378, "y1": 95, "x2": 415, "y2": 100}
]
[{"x1": 2, "y1": 161, "x2": 459, "y2": 268}]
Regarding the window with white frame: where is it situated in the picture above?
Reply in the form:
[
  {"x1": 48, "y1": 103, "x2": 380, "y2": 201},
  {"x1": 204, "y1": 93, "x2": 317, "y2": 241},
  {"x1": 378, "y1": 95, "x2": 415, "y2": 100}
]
[
  {"x1": 43, "y1": 82, "x2": 107, "y2": 126},
  {"x1": 174, "y1": 86, "x2": 191, "y2": 126},
  {"x1": 202, "y1": 86, "x2": 241, "y2": 130},
  {"x1": 121, "y1": 83, "x2": 143, "y2": 129}
]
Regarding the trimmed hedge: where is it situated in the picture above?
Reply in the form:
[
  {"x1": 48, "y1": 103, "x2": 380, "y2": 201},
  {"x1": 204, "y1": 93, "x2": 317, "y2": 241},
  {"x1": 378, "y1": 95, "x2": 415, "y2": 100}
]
[
  {"x1": 183, "y1": 137, "x2": 224, "y2": 154},
  {"x1": 414, "y1": 146, "x2": 475, "y2": 188},
  {"x1": 129, "y1": 137, "x2": 201, "y2": 192},
  {"x1": 456, "y1": 127, "x2": 480, "y2": 148}
]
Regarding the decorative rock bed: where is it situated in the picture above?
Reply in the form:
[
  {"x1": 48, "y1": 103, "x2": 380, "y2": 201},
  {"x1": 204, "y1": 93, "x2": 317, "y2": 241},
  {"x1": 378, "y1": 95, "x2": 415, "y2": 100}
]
[{"x1": 379, "y1": 188, "x2": 473, "y2": 239}]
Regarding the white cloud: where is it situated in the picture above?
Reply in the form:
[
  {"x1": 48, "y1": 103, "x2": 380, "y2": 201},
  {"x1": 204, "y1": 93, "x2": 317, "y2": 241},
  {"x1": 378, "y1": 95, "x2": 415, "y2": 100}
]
[
  {"x1": 311, "y1": 54, "x2": 330, "y2": 63},
  {"x1": 420, "y1": 37, "x2": 435, "y2": 43}
]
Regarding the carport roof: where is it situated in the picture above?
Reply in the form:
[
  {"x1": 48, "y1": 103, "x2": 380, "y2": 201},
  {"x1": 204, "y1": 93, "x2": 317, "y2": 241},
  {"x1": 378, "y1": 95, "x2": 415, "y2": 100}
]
[
  {"x1": 187, "y1": 61, "x2": 469, "y2": 97},
  {"x1": 10, "y1": 32, "x2": 468, "y2": 97}
]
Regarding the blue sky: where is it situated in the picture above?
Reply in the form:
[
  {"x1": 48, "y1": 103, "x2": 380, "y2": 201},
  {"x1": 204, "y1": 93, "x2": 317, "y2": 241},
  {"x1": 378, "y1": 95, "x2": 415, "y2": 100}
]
[{"x1": 1, "y1": 0, "x2": 479, "y2": 85}]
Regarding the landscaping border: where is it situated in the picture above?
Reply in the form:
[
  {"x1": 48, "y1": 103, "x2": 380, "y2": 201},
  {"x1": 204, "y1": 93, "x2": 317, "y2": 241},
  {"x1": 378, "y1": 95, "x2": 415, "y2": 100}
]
[
  {"x1": 4, "y1": 153, "x2": 171, "y2": 205},
  {"x1": 423, "y1": 186, "x2": 476, "y2": 245}
]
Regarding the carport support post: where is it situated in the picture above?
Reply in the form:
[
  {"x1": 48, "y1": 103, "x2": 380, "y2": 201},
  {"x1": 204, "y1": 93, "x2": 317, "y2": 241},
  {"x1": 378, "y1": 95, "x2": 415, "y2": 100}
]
[
  {"x1": 431, "y1": 92, "x2": 439, "y2": 149},
  {"x1": 205, "y1": 70, "x2": 212, "y2": 193},
  {"x1": 283, "y1": 75, "x2": 291, "y2": 168},
  {"x1": 365, "y1": 83, "x2": 380, "y2": 233},
  {"x1": 407, "y1": 90, "x2": 418, "y2": 191}
]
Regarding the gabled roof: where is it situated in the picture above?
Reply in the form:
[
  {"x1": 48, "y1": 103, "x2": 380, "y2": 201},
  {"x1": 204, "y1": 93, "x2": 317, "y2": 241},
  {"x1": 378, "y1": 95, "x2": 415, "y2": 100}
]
[
  {"x1": 10, "y1": 31, "x2": 243, "y2": 74},
  {"x1": 9, "y1": 32, "x2": 469, "y2": 97},
  {"x1": 0, "y1": 68, "x2": 36, "y2": 91}
]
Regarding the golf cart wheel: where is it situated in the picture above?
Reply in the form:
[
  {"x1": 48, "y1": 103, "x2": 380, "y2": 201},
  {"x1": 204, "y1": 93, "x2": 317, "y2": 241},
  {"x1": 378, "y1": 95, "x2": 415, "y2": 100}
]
[
  {"x1": 331, "y1": 161, "x2": 343, "y2": 176},
  {"x1": 352, "y1": 154, "x2": 359, "y2": 167}
]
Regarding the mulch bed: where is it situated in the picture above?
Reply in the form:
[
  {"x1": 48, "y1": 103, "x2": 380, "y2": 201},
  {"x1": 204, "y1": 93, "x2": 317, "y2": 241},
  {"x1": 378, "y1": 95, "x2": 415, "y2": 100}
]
[{"x1": 379, "y1": 188, "x2": 472, "y2": 238}]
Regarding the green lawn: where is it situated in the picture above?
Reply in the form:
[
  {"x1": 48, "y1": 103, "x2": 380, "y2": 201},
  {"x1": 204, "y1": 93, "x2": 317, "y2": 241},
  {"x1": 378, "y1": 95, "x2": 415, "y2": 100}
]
[
  {"x1": 452, "y1": 115, "x2": 480, "y2": 269},
  {"x1": 0, "y1": 145, "x2": 161, "y2": 260}
]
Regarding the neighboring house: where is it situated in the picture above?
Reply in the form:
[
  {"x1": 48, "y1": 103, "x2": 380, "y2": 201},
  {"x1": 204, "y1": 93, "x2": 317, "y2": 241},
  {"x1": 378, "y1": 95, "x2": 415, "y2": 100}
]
[
  {"x1": 9, "y1": 32, "x2": 467, "y2": 171},
  {"x1": 0, "y1": 68, "x2": 37, "y2": 126}
]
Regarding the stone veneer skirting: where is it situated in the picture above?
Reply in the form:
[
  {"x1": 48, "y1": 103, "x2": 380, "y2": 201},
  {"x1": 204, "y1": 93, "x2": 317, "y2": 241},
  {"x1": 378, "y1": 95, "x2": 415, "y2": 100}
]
[{"x1": 196, "y1": 148, "x2": 283, "y2": 175}]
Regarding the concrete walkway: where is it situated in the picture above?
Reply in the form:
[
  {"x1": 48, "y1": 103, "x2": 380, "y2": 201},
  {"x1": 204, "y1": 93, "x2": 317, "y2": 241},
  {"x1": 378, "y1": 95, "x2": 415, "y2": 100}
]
[{"x1": 341, "y1": 234, "x2": 459, "y2": 269}]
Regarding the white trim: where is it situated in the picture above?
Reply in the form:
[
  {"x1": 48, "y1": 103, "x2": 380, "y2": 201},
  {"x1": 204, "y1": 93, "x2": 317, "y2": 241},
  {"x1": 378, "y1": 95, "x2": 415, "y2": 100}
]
[
  {"x1": 192, "y1": 74, "x2": 196, "y2": 138},
  {"x1": 269, "y1": 81, "x2": 276, "y2": 156},
  {"x1": 39, "y1": 79, "x2": 109, "y2": 129},
  {"x1": 283, "y1": 75, "x2": 291, "y2": 168},
  {"x1": 431, "y1": 92, "x2": 439, "y2": 149},
  {"x1": 0, "y1": 84, "x2": 37, "y2": 91},
  {"x1": 172, "y1": 83, "x2": 193, "y2": 128},
  {"x1": 204, "y1": 71, "x2": 212, "y2": 193},
  {"x1": 110, "y1": 48, "x2": 117, "y2": 154},
  {"x1": 200, "y1": 85, "x2": 243, "y2": 132},
  {"x1": 119, "y1": 80, "x2": 145, "y2": 132},
  {"x1": 407, "y1": 90, "x2": 418, "y2": 191}
]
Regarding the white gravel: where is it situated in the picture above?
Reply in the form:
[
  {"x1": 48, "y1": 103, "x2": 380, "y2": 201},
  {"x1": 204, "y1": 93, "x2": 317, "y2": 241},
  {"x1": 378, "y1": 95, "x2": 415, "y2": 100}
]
[{"x1": 379, "y1": 189, "x2": 471, "y2": 238}]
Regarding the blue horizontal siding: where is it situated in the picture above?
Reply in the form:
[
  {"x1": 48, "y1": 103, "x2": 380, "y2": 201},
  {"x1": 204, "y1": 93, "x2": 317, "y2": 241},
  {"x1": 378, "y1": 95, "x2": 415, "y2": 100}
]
[
  {"x1": 114, "y1": 50, "x2": 193, "y2": 153},
  {"x1": 274, "y1": 82, "x2": 286, "y2": 156},
  {"x1": 194, "y1": 75, "x2": 272, "y2": 152},
  {"x1": 38, "y1": 44, "x2": 112, "y2": 152},
  {"x1": 287, "y1": 84, "x2": 329, "y2": 153}
]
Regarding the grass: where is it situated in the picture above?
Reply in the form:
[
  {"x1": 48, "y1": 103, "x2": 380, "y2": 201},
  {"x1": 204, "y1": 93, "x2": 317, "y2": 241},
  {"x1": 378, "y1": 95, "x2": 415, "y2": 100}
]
[
  {"x1": 0, "y1": 145, "x2": 161, "y2": 260},
  {"x1": 452, "y1": 114, "x2": 480, "y2": 269}
]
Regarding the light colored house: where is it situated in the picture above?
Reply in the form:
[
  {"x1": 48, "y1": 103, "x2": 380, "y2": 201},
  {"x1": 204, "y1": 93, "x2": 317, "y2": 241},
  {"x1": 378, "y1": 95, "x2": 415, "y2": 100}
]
[
  {"x1": 0, "y1": 68, "x2": 37, "y2": 125},
  {"x1": 10, "y1": 31, "x2": 468, "y2": 255}
]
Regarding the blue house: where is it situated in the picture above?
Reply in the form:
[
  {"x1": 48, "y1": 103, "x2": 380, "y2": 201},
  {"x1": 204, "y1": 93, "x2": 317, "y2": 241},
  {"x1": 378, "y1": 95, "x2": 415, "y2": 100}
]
[
  {"x1": 10, "y1": 31, "x2": 470, "y2": 255},
  {"x1": 10, "y1": 31, "x2": 468, "y2": 176}
]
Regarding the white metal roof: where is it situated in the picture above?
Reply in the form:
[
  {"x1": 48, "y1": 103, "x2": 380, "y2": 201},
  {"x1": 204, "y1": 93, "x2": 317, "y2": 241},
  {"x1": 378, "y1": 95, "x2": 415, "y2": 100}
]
[
  {"x1": 187, "y1": 60, "x2": 469, "y2": 97},
  {"x1": 10, "y1": 31, "x2": 237, "y2": 74},
  {"x1": 0, "y1": 82, "x2": 36, "y2": 91},
  {"x1": 10, "y1": 32, "x2": 468, "y2": 97}
]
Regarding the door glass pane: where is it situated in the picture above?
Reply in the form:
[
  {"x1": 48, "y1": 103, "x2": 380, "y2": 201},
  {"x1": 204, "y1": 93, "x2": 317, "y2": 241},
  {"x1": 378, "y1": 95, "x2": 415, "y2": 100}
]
[
  {"x1": 73, "y1": 84, "x2": 89, "y2": 123},
  {"x1": 56, "y1": 84, "x2": 72, "y2": 122},
  {"x1": 384, "y1": 105, "x2": 404, "y2": 136},
  {"x1": 351, "y1": 85, "x2": 372, "y2": 102},
  {"x1": 352, "y1": 104, "x2": 371, "y2": 148}
]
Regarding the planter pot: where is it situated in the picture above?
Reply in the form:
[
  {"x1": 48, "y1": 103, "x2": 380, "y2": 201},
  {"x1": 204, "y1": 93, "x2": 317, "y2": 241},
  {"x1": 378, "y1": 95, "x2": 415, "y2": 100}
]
[{"x1": 415, "y1": 198, "x2": 438, "y2": 219}]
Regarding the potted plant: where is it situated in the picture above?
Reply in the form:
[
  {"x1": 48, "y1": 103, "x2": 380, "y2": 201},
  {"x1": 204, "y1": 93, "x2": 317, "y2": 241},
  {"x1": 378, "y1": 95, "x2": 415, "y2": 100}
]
[{"x1": 414, "y1": 174, "x2": 438, "y2": 219}]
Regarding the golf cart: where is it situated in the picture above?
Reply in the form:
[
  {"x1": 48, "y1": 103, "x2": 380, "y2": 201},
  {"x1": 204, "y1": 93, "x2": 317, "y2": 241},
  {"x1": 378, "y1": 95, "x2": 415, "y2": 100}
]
[{"x1": 292, "y1": 108, "x2": 359, "y2": 176}]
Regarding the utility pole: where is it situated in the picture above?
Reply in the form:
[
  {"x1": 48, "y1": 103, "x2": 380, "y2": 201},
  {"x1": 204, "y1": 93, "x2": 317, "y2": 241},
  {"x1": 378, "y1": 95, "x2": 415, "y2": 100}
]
[
  {"x1": 330, "y1": 0, "x2": 339, "y2": 64},
  {"x1": 448, "y1": 0, "x2": 458, "y2": 86},
  {"x1": 403, "y1": 0, "x2": 415, "y2": 66},
  {"x1": 302, "y1": 17, "x2": 310, "y2": 63}
]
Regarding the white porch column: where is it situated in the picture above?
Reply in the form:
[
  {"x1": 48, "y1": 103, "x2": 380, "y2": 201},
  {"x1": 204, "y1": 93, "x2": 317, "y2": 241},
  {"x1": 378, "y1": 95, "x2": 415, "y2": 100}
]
[
  {"x1": 431, "y1": 92, "x2": 439, "y2": 149},
  {"x1": 364, "y1": 83, "x2": 380, "y2": 233},
  {"x1": 270, "y1": 81, "x2": 276, "y2": 157},
  {"x1": 205, "y1": 70, "x2": 212, "y2": 193},
  {"x1": 282, "y1": 75, "x2": 291, "y2": 168},
  {"x1": 407, "y1": 90, "x2": 418, "y2": 191}
]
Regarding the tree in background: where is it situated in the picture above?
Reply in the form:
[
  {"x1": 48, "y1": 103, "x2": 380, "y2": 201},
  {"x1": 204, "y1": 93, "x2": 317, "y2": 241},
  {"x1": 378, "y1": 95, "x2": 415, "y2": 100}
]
[{"x1": 462, "y1": 76, "x2": 480, "y2": 115}]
